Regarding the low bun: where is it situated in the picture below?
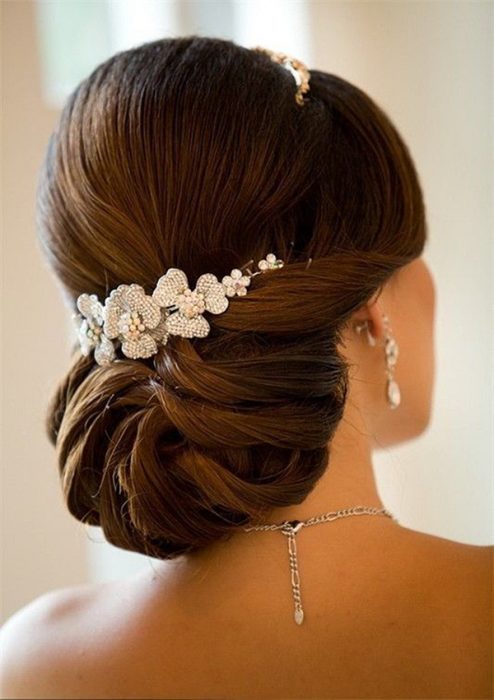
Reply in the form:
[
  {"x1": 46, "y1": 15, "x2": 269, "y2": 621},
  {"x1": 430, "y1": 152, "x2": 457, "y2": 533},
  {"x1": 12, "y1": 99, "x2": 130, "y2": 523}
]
[
  {"x1": 50, "y1": 325, "x2": 344, "y2": 558},
  {"x1": 38, "y1": 36, "x2": 426, "y2": 559}
]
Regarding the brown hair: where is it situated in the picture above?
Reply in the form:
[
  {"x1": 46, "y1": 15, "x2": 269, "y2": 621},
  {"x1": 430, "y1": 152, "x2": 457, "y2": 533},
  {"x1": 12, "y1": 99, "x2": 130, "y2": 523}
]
[{"x1": 36, "y1": 35, "x2": 426, "y2": 559}]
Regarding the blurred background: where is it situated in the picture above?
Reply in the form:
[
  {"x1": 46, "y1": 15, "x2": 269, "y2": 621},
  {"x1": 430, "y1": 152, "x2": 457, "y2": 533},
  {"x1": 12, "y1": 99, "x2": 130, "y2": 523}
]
[{"x1": 1, "y1": 0, "x2": 493, "y2": 623}]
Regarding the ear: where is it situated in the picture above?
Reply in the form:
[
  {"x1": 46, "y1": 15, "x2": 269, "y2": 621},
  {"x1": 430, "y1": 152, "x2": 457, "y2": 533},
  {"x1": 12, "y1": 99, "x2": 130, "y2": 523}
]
[
  {"x1": 367, "y1": 296, "x2": 386, "y2": 343},
  {"x1": 352, "y1": 290, "x2": 386, "y2": 345}
]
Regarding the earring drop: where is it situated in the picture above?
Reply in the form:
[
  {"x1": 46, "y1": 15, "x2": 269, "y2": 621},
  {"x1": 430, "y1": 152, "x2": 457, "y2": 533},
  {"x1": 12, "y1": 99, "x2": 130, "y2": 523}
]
[{"x1": 382, "y1": 314, "x2": 400, "y2": 409}]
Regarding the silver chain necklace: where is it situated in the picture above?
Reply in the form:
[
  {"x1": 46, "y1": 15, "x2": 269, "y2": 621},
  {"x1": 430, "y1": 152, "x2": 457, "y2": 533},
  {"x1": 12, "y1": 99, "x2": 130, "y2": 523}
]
[{"x1": 243, "y1": 505, "x2": 398, "y2": 625}]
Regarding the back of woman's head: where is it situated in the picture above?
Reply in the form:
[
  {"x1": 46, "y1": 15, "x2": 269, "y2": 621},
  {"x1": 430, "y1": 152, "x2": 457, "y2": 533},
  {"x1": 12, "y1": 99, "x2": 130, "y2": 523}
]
[{"x1": 36, "y1": 35, "x2": 426, "y2": 559}]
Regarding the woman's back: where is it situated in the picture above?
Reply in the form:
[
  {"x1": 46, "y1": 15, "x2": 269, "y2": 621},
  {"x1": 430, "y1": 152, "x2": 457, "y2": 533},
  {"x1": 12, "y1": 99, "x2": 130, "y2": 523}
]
[{"x1": 3, "y1": 522, "x2": 491, "y2": 699}]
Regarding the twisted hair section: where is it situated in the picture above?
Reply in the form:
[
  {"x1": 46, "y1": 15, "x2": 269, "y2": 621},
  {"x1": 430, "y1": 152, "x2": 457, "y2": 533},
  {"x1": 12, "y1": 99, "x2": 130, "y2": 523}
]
[{"x1": 38, "y1": 35, "x2": 426, "y2": 558}]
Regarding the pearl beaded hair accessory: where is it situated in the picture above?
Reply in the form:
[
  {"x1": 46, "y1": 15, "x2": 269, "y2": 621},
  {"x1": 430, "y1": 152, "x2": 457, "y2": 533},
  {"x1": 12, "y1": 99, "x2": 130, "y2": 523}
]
[
  {"x1": 73, "y1": 253, "x2": 285, "y2": 366},
  {"x1": 73, "y1": 46, "x2": 309, "y2": 366}
]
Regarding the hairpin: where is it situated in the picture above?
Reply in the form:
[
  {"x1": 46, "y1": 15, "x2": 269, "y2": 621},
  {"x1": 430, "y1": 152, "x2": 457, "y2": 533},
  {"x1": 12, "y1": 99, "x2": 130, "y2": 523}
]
[{"x1": 252, "y1": 46, "x2": 311, "y2": 106}]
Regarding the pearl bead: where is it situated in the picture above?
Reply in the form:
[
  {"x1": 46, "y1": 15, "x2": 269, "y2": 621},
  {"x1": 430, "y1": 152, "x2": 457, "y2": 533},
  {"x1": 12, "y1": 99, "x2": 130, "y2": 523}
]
[{"x1": 387, "y1": 380, "x2": 401, "y2": 408}]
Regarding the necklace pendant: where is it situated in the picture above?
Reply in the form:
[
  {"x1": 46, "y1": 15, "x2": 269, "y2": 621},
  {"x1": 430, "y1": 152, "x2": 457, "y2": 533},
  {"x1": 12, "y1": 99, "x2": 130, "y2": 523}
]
[
  {"x1": 281, "y1": 522, "x2": 306, "y2": 626},
  {"x1": 244, "y1": 507, "x2": 396, "y2": 627}
]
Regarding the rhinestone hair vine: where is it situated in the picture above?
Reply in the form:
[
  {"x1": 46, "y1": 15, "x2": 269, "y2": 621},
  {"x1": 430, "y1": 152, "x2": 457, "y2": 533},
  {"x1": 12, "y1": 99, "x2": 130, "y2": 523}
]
[
  {"x1": 251, "y1": 46, "x2": 311, "y2": 106},
  {"x1": 73, "y1": 253, "x2": 286, "y2": 366}
]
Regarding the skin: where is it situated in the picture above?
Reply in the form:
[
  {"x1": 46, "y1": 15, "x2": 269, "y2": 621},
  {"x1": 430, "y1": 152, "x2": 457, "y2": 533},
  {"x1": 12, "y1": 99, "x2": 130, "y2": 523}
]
[{"x1": 1, "y1": 256, "x2": 492, "y2": 699}]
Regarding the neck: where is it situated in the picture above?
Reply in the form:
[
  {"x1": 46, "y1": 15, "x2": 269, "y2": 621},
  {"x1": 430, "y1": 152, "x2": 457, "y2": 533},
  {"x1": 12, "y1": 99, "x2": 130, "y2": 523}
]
[
  {"x1": 262, "y1": 402, "x2": 385, "y2": 526},
  {"x1": 166, "y1": 392, "x2": 399, "y2": 578}
]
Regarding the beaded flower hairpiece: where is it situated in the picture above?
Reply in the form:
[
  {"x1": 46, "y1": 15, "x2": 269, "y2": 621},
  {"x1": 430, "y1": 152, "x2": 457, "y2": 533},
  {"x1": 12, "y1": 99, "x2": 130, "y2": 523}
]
[
  {"x1": 73, "y1": 48, "x2": 310, "y2": 366},
  {"x1": 73, "y1": 253, "x2": 285, "y2": 366}
]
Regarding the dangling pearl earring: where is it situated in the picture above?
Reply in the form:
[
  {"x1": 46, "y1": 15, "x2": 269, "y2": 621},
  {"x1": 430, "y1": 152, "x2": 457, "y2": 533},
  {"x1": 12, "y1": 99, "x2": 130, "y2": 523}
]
[
  {"x1": 354, "y1": 315, "x2": 401, "y2": 409},
  {"x1": 382, "y1": 313, "x2": 400, "y2": 409}
]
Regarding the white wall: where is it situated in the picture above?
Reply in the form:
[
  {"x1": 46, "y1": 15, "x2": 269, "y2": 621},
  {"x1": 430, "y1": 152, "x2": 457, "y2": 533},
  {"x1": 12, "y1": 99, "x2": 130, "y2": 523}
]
[
  {"x1": 307, "y1": 0, "x2": 493, "y2": 544},
  {"x1": 1, "y1": 0, "x2": 492, "y2": 620},
  {"x1": 1, "y1": 0, "x2": 88, "y2": 622}
]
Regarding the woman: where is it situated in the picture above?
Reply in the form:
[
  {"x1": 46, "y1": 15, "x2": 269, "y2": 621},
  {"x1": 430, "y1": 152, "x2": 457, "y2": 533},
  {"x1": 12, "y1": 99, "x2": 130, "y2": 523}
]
[{"x1": 1, "y1": 35, "x2": 491, "y2": 699}]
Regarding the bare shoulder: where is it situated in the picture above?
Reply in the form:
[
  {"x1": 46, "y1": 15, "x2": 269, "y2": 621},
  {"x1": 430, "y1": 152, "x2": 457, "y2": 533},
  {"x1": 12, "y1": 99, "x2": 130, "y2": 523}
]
[
  {"x1": 395, "y1": 525, "x2": 493, "y2": 697},
  {"x1": 1, "y1": 583, "x2": 93, "y2": 698},
  {"x1": 400, "y1": 523, "x2": 493, "y2": 592},
  {"x1": 0, "y1": 580, "x2": 137, "y2": 699},
  {"x1": 397, "y1": 525, "x2": 492, "y2": 619}
]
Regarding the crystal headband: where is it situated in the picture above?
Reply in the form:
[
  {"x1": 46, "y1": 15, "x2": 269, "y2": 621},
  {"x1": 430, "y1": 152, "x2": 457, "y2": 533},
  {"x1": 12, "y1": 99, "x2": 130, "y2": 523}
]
[
  {"x1": 252, "y1": 46, "x2": 311, "y2": 106},
  {"x1": 73, "y1": 253, "x2": 285, "y2": 366}
]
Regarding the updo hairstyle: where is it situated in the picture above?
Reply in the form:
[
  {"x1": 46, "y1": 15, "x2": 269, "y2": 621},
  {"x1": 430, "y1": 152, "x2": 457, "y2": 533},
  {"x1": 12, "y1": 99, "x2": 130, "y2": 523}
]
[{"x1": 36, "y1": 36, "x2": 427, "y2": 559}]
